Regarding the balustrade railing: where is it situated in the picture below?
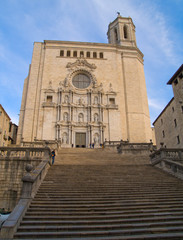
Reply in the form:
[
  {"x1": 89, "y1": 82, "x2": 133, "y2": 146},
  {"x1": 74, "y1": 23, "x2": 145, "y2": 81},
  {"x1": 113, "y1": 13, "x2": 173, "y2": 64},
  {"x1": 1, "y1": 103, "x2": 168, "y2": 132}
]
[
  {"x1": 0, "y1": 147, "x2": 51, "y2": 160},
  {"x1": 0, "y1": 148, "x2": 51, "y2": 238},
  {"x1": 150, "y1": 148, "x2": 183, "y2": 180}
]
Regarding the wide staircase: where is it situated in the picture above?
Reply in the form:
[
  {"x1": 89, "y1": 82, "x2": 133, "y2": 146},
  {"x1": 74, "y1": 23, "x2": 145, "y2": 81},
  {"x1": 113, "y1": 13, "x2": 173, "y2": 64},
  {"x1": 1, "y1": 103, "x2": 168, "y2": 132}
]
[{"x1": 14, "y1": 148, "x2": 183, "y2": 239}]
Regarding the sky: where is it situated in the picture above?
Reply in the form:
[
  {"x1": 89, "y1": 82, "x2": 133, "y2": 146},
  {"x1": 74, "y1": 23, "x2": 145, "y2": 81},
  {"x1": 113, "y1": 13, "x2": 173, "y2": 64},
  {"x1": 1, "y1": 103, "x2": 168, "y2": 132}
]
[{"x1": 0, "y1": 0, "x2": 183, "y2": 126}]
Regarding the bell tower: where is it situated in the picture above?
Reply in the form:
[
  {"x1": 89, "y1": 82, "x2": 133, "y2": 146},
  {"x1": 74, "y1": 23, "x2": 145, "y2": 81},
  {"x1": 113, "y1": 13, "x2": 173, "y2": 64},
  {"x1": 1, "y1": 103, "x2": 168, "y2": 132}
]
[{"x1": 107, "y1": 13, "x2": 137, "y2": 47}]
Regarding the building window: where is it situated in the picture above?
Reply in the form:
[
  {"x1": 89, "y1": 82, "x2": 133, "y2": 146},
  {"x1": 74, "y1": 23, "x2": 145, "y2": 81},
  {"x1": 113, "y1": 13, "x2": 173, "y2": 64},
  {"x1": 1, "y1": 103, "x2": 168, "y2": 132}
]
[
  {"x1": 161, "y1": 119, "x2": 163, "y2": 125},
  {"x1": 87, "y1": 52, "x2": 90, "y2": 58},
  {"x1": 174, "y1": 79, "x2": 178, "y2": 85},
  {"x1": 67, "y1": 50, "x2": 71, "y2": 57},
  {"x1": 60, "y1": 50, "x2": 64, "y2": 56},
  {"x1": 174, "y1": 119, "x2": 177, "y2": 127},
  {"x1": 162, "y1": 130, "x2": 165, "y2": 138},
  {"x1": 0, "y1": 111, "x2": 2, "y2": 116},
  {"x1": 179, "y1": 73, "x2": 183, "y2": 79},
  {"x1": 109, "y1": 98, "x2": 115, "y2": 105},
  {"x1": 73, "y1": 51, "x2": 77, "y2": 57},
  {"x1": 46, "y1": 96, "x2": 52, "y2": 103},
  {"x1": 177, "y1": 135, "x2": 180, "y2": 144},
  {"x1": 72, "y1": 73, "x2": 91, "y2": 89},
  {"x1": 114, "y1": 28, "x2": 118, "y2": 42},
  {"x1": 93, "y1": 52, "x2": 97, "y2": 58},
  {"x1": 172, "y1": 107, "x2": 174, "y2": 112},
  {"x1": 80, "y1": 51, "x2": 84, "y2": 57},
  {"x1": 181, "y1": 106, "x2": 183, "y2": 113},
  {"x1": 124, "y1": 25, "x2": 128, "y2": 39},
  {"x1": 99, "y1": 52, "x2": 103, "y2": 58}
]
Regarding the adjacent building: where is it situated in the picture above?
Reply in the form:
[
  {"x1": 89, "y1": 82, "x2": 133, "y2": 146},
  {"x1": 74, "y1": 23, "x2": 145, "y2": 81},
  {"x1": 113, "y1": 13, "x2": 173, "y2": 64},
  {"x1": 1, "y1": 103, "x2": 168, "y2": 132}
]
[
  {"x1": 0, "y1": 105, "x2": 18, "y2": 146},
  {"x1": 153, "y1": 64, "x2": 183, "y2": 149},
  {"x1": 17, "y1": 14, "x2": 152, "y2": 148},
  {"x1": 0, "y1": 104, "x2": 11, "y2": 146}
]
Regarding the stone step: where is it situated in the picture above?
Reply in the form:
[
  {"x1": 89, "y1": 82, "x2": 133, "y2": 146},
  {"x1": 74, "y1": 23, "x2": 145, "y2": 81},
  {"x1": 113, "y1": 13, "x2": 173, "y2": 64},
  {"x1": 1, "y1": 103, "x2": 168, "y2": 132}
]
[
  {"x1": 13, "y1": 226, "x2": 183, "y2": 238},
  {"x1": 27, "y1": 205, "x2": 183, "y2": 215},
  {"x1": 24, "y1": 211, "x2": 183, "y2": 219},
  {"x1": 19, "y1": 220, "x2": 183, "y2": 228},
  {"x1": 13, "y1": 232, "x2": 183, "y2": 239},
  {"x1": 16, "y1": 222, "x2": 183, "y2": 232},
  {"x1": 13, "y1": 150, "x2": 183, "y2": 239},
  {"x1": 22, "y1": 215, "x2": 183, "y2": 222},
  {"x1": 29, "y1": 200, "x2": 183, "y2": 207}
]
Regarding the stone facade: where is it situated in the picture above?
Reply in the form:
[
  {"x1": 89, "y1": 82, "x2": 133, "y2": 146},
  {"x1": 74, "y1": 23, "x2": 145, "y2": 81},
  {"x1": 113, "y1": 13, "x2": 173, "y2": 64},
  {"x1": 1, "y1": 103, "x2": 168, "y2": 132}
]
[
  {"x1": 0, "y1": 104, "x2": 11, "y2": 146},
  {"x1": 17, "y1": 15, "x2": 152, "y2": 148},
  {"x1": 153, "y1": 64, "x2": 183, "y2": 148}
]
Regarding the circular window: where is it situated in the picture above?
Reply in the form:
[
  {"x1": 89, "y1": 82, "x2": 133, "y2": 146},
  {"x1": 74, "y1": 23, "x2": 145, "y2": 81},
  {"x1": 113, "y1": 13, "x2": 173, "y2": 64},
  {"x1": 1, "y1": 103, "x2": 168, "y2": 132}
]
[{"x1": 72, "y1": 73, "x2": 91, "y2": 89}]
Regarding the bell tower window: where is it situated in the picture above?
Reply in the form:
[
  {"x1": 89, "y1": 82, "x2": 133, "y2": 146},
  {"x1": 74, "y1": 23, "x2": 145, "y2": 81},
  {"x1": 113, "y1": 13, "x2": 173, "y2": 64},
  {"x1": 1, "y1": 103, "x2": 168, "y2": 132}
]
[
  {"x1": 124, "y1": 25, "x2": 128, "y2": 39},
  {"x1": 114, "y1": 28, "x2": 118, "y2": 42}
]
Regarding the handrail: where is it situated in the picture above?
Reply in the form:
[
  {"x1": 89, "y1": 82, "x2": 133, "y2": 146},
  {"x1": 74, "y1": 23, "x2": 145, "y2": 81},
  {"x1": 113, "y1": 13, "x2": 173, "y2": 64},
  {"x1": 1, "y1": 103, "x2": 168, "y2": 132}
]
[
  {"x1": 0, "y1": 157, "x2": 51, "y2": 239},
  {"x1": 0, "y1": 147, "x2": 51, "y2": 160},
  {"x1": 150, "y1": 148, "x2": 183, "y2": 180}
]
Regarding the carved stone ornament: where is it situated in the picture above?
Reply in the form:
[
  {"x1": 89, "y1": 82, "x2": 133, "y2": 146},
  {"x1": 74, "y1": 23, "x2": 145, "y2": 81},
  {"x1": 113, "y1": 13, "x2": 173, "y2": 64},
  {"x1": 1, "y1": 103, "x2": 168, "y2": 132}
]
[{"x1": 66, "y1": 59, "x2": 96, "y2": 70}]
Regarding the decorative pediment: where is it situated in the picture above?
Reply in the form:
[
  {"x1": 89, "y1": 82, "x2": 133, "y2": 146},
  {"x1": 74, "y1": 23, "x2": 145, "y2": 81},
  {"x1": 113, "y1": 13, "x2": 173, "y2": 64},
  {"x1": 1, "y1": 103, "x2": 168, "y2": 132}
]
[{"x1": 66, "y1": 59, "x2": 96, "y2": 70}]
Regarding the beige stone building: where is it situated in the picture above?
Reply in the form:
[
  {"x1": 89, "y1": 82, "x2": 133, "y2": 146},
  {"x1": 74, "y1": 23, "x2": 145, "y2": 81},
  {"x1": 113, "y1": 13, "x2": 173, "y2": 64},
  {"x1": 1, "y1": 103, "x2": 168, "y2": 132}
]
[
  {"x1": 0, "y1": 104, "x2": 11, "y2": 146},
  {"x1": 17, "y1": 15, "x2": 152, "y2": 148},
  {"x1": 153, "y1": 64, "x2": 183, "y2": 149}
]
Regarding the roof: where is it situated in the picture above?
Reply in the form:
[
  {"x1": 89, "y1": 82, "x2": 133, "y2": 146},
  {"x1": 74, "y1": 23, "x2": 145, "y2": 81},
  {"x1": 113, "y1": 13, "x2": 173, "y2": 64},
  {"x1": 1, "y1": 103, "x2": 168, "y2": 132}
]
[
  {"x1": 152, "y1": 97, "x2": 174, "y2": 125},
  {"x1": 167, "y1": 64, "x2": 183, "y2": 85},
  {"x1": 0, "y1": 104, "x2": 11, "y2": 120}
]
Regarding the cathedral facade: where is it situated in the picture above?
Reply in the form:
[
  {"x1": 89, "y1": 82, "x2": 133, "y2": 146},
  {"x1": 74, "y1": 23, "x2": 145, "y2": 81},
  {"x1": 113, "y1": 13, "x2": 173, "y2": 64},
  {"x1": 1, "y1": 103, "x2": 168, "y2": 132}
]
[{"x1": 17, "y1": 15, "x2": 152, "y2": 148}]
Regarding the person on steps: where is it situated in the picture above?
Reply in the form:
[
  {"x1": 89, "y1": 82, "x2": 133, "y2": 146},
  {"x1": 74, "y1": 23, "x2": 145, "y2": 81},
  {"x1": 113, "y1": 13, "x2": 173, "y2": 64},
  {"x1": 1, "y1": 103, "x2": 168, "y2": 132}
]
[{"x1": 51, "y1": 150, "x2": 56, "y2": 164}]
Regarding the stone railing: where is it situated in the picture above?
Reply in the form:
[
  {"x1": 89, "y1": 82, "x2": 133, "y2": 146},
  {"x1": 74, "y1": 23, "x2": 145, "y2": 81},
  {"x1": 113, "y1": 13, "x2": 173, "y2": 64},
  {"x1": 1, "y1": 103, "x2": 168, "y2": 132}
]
[
  {"x1": 150, "y1": 148, "x2": 183, "y2": 180},
  {"x1": 0, "y1": 147, "x2": 51, "y2": 160},
  {"x1": 116, "y1": 141, "x2": 155, "y2": 155},
  {"x1": 0, "y1": 157, "x2": 51, "y2": 238}
]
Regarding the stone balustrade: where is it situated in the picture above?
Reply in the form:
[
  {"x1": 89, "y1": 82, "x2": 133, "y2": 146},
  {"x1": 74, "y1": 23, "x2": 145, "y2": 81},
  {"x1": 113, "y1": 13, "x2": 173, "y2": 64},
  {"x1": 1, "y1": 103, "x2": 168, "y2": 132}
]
[
  {"x1": 107, "y1": 141, "x2": 154, "y2": 155},
  {"x1": 150, "y1": 148, "x2": 183, "y2": 180},
  {"x1": 0, "y1": 147, "x2": 51, "y2": 212},
  {"x1": 0, "y1": 156, "x2": 51, "y2": 238},
  {"x1": 0, "y1": 147, "x2": 51, "y2": 160}
]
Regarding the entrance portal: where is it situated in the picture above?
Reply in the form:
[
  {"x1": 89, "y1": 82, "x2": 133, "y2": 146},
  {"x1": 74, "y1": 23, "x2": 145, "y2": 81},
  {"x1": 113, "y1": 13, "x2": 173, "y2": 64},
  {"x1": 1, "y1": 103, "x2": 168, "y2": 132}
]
[{"x1": 75, "y1": 133, "x2": 86, "y2": 148}]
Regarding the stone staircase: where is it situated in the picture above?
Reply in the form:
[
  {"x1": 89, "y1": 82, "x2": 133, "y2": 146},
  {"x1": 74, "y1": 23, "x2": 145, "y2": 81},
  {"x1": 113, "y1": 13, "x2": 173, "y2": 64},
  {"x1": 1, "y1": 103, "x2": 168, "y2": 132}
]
[{"x1": 13, "y1": 148, "x2": 183, "y2": 239}]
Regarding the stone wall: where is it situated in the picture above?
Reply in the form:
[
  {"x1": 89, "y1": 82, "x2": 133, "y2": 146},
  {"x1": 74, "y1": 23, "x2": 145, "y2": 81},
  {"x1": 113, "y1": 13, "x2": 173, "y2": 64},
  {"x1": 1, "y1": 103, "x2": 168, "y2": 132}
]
[{"x1": 0, "y1": 159, "x2": 41, "y2": 211}]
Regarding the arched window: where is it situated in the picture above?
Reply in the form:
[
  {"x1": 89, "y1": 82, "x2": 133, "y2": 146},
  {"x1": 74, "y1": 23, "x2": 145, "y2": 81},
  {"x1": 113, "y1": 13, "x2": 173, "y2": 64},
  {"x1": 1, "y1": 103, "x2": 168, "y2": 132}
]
[
  {"x1": 67, "y1": 50, "x2": 71, "y2": 57},
  {"x1": 124, "y1": 25, "x2": 128, "y2": 39},
  {"x1": 99, "y1": 52, "x2": 103, "y2": 58},
  {"x1": 114, "y1": 28, "x2": 118, "y2": 42},
  {"x1": 78, "y1": 113, "x2": 84, "y2": 122},
  {"x1": 87, "y1": 52, "x2": 90, "y2": 58},
  {"x1": 63, "y1": 112, "x2": 68, "y2": 122},
  {"x1": 93, "y1": 52, "x2": 97, "y2": 58},
  {"x1": 60, "y1": 50, "x2": 64, "y2": 56},
  {"x1": 80, "y1": 51, "x2": 84, "y2": 57},
  {"x1": 94, "y1": 113, "x2": 99, "y2": 123},
  {"x1": 73, "y1": 51, "x2": 77, "y2": 57}
]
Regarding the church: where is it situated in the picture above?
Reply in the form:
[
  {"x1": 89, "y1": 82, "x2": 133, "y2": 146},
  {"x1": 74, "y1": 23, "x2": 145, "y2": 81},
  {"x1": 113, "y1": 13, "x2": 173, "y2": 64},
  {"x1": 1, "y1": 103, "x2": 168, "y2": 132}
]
[{"x1": 17, "y1": 14, "x2": 152, "y2": 148}]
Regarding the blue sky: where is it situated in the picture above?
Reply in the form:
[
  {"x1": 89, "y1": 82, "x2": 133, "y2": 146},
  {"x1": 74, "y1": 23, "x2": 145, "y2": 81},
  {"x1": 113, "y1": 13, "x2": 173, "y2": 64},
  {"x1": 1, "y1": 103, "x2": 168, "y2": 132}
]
[{"x1": 0, "y1": 0, "x2": 183, "y2": 125}]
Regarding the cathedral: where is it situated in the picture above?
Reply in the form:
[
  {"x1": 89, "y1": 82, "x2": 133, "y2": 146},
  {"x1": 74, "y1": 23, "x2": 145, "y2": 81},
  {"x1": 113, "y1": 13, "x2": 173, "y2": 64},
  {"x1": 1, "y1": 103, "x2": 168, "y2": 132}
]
[{"x1": 17, "y1": 14, "x2": 152, "y2": 148}]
